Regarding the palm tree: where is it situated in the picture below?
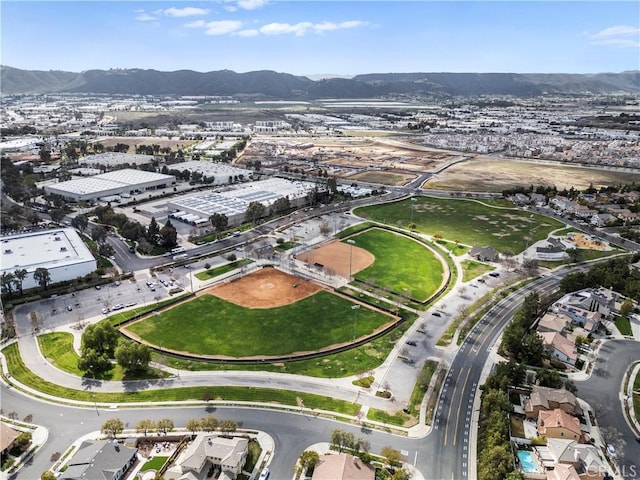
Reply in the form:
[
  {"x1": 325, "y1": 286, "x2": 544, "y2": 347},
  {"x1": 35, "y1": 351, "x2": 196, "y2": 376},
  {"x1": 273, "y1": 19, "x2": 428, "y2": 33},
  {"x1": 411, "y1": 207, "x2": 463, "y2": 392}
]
[
  {"x1": 33, "y1": 267, "x2": 51, "y2": 290},
  {"x1": 1, "y1": 272, "x2": 15, "y2": 295},
  {"x1": 13, "y1": 268, "x2": 28, "y2": 295}
]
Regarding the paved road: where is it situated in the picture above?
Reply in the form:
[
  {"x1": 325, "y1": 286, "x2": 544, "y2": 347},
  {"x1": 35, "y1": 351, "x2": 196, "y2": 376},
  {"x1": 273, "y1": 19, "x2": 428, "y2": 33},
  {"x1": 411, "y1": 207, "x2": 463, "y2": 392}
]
[{"x1": 576, "y1": 340, "x2": 640, "y2": 478}]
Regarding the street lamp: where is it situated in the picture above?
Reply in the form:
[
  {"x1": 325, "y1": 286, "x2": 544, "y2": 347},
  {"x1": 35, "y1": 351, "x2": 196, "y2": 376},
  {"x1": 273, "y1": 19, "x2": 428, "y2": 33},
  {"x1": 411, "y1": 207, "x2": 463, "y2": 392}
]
[
  {"x1": 351, "y1": 305, "x2": 360, "y2": 342},
  {"x1": 92, "y1": 393, "x2": 99, "y2": 416},
  {"x1": 347, "y1": 239, "x2": 355, "y2": 282}
]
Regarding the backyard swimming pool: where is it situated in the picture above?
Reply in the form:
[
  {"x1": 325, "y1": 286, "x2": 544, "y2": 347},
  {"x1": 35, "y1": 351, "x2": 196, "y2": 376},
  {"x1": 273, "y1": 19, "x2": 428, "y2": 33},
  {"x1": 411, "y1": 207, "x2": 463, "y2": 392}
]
[{"x1": 517, "y1": 450, "x2": 539, "y2": 473}]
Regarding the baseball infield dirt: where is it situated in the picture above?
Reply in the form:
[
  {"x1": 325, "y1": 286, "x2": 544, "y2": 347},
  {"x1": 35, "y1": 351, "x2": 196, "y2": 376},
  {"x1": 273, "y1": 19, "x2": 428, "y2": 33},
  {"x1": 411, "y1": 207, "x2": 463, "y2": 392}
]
[
  {"x1": 296, "y1": 239, "x2": 375, "y2": 278},
  {"x1": 204, "y1": 266, "x2": 324, "y2": 308}
]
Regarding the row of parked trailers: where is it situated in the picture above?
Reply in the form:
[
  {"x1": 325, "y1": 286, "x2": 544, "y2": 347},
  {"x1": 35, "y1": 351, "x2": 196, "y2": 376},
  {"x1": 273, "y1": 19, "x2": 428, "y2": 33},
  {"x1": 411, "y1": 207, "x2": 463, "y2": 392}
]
[{"x1": 168, "y1": 211, "x2": 209, "y2": 227}]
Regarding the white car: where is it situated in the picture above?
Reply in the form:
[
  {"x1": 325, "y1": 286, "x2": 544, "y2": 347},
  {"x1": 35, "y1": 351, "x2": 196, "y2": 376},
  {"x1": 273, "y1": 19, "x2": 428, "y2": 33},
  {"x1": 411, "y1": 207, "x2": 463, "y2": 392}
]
[
  {"x1": 112, "y1": 304, "x2": 124, "y2": 310},
  {"x1": 606, "y1": 444, "x2": 616, "y2": 457},
  {"x1": 101, "y1": 307, "x2": 109, "y2": 314},
  {"x1": 258, "y1": 468, "x2": 269, "y2": 480}
]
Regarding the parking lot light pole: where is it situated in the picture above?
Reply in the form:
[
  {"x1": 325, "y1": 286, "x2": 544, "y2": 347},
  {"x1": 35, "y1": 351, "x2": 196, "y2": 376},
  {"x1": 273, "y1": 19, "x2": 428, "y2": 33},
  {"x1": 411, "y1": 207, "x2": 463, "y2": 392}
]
[
  {"x1": 351, "y1": 304, "x2": 360, "y2": 342},
  {"x1": 347, "y1": 239, "x2": 355, "y2": 282}
]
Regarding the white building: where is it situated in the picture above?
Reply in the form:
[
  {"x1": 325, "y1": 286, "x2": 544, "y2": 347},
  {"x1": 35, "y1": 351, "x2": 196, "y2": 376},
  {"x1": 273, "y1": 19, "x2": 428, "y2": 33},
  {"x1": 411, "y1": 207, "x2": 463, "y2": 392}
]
[
  {"x1": 43, "y1": 169, "x2": 176, "y2": 201},
  {"x1": 1, "y1": 228, "x2": 97, "y2": 290},
  {"x1": 167, "y1": 178, "x2": 321, "y2": 227},
  {"x1": 168, "y1": 161, "x2": 252, "y2": 185}
]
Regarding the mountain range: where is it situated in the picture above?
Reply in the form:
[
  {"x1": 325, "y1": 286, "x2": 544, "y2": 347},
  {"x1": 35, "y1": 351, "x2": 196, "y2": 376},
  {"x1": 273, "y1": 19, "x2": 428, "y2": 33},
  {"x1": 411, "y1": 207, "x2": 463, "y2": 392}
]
[{"x1": 1, "y1": 66, "x2": 639, "y2": 98}]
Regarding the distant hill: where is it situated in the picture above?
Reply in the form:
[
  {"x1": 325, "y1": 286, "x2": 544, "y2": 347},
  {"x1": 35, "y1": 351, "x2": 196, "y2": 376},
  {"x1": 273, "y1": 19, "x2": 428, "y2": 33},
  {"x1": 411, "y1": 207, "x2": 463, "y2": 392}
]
[{"x1": 1, "y1": 65, "x2": 638, "y2": 98}]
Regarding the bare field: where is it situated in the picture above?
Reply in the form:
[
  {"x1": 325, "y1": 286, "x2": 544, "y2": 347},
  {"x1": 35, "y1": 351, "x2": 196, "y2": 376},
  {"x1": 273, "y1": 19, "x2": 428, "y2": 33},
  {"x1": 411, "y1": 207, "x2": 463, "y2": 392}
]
[
  {"x1": 350, "y1": 171, "x2": 416, "y2": 186},
  {"x1": 425, "y1": 158, "x2": 640, "y2": 192},
  {"x1": 296, "y1": 240, "x2": 375, "y2": 278}
]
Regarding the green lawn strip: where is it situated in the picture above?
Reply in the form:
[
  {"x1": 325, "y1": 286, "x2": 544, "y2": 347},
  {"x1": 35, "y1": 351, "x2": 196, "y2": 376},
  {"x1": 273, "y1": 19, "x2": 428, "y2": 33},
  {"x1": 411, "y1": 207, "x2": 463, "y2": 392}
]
[
  {"x1": 435, "y1": 240, "x2": 470, "y2": 256},
  {"x1": 154, "y1": 315, "x2": 416, "y2": 378},
  {"x1": 195, "y1": 259, "x2": 254, "y2": 281},
  {"x1": 335, "y1": 222, "x2": 374, "y2": 239},
  {"x1": 348, "y1": 229, "x2": 444, "y2": 301},
  {"x1": 352, "y1": 376, "x2": 374, "y2": 388},
  {"x1": 408, "y1": 360, "x2": 438, "y2": 415},
  {"x1": 355, "y1": 196, "x2": 564, "y2": 253},
  {"x1": 1, "y1": 344, "x2": 360, "y2": 415},
  {"x1": 107, "y1": 294, "x2": 192, "y2": 326},
  {"x1": 274, "y1": 241, "x2": 297, "y2": 252},
  {"x1": 614, "y1": 316, "x2": 633, "y2": 336},
  {"x1": 140, "y1": 456, "x2": 168, "y2": 472},
  {"x1": 366, "y1": 408, "x2": 413, "y2": 427},
  {"x1": 37, "y1": 332, "x2": 165, "y2": 381},
  {"x1": 126, "y1": 291, "x2": 391, "y2": 357},
  {"x1": 460, "y1": 260, "x2": 495, "y2": 282}
]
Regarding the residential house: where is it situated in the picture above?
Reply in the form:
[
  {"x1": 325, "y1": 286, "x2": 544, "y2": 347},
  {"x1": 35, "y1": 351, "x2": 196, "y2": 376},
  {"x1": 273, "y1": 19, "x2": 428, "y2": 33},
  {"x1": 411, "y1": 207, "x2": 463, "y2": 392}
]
[
  {"x1": 538, "y1": 409, "x2": 584, "y2": 442},
  {"x1": 468, "y1": 245, "x2": 499, "y2": 262},
  {"x1": 537, "y1": 312, "x2": 571, "y2": 334},
  {"x1": 552, "y1": 289, "x2": 614, "y2": 321},
  {"x1": 550, "y1": 196, "x2": 576, "y2": 212},
  {"x1": 312, "y1": 454, "x2": 376, "y2": 480},
  {"x1": 567, "y1": 204, "x2": 596, "y2": 220},
  {"x1": 511, "y1": 193, "x2": 531, "y2": 206},
  {"x1": 164, "y1": 434, "x2": 248, "y2": 480},
  {"x1": 556, "y1": 305, "x2": 601, "y2": 333},
  {"x1": 60, "y1": 440, "x2": 138, "y2": 480},
  {"x1": 529, "y1": 193, "x2": 546, "y2": 207},
  {"x1": 524, "y1": 386, "x2": 581, "y2": 420},
  {"x1": 590, "y1": 213, "x2": 617, "y2": 227},
  {"x1": 539, "y1": 331, "x2": 578, "y2": 366},
  {"x1": 547, "y1": 463, "x2": 582, "y2": 480},
  {"x1": 0, "y1": 423, "x2": 20, "y2": 457},
  {"x1": 545, "y1": 438, "x2": 607, "y2": 480}
]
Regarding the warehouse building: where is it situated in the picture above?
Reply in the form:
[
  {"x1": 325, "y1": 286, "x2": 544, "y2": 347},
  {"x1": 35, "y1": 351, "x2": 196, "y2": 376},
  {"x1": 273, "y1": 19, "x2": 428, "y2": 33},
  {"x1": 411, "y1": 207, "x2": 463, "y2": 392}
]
[
  {"x1": 168, "y1": 160, "x2": 252, "y2": 185},
  {"x1": 167, "y1": 178, "x2": 321, "y2": 227},
  {"x1": 1, "y1": 228, "x2": 97, "y2": 290},
  {"x1": 43, "y1": 169, "x2": 176, "y2": 202}
]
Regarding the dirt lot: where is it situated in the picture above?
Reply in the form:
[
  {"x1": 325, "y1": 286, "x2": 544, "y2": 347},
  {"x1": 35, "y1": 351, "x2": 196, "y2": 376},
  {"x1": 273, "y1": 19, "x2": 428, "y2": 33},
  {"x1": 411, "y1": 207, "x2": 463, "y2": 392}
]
[
  {"x1": 566, "y1": 232, "x2": 607, "y2": 250},
  {"x1": 204, "y1": 266, "x2": 324, "y2": 308},
  {"x1": 425, "y1": 158, "x2": 640, "y2": 192},
  {"x1": 296, "y1": 240, "x2": 375, "y2": 278}
]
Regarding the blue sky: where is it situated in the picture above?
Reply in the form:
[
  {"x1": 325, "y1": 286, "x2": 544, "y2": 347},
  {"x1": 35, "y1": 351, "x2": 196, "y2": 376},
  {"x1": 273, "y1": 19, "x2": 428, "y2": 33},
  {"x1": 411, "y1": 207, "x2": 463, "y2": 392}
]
[{"x1": 2, "y1": 1, "x2": 639, "y2": 75}]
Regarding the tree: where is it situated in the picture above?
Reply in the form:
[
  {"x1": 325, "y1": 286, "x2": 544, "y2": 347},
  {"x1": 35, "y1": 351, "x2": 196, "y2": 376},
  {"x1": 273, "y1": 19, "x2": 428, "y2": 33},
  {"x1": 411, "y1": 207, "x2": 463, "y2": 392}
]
[
  {"x1": 1, "y1": 271, "x2": 15, "y2": 295},
  {"x1": 101, "y1": 418, "x2": 124, "y2": 437},
  {"x1": 391, "y1": 469, "x2": 412, "y2": 480},
  {"x1": 209, "y1": 213, "x2": 229, "y2": 233},
  {"x1": 13, "y1": 268, "x2": 28, "y2": 296},
  {"x1": 81, "y1": 322, "x2": 120, "y2": 357},
  {"x1": 380, "y1": 446, "x2": 402, "y2": 467},
  {"x1": 186, "y1": 419, "x2": 201, "y2": 434},
  {"x1": 319, "y1": 221, "x2": 332, "y2": 236},
  {"x1": 271, "y1": 196, "x2": 291, "y2": 215},
  {"x1": 156, "y1": 418, "x2": 174, "y2": 434},
  {"x1": 331, "y1": 429, "x2": 354, "y2": 453},
  {"x1": 77, "y1": 348, "x2": 111, "y2": 376},
  {"x1": 200, "y1": 415, "x2": 218, "y2": 432},
  {"x1": 219, "y1": 419, "x2": 237, "y2": 435},
  {"x1": 244, "y1": 201, "x2": 266, "y2": 224},
  {"x1": 41, "y1": 472, "x2": 57, "y2": 480},
  {"x1": 91, "y1": 225, "x2": 107, "y2": 244},
  {"x1": 159, "y1": 220, "x2": 178, "y2": 248},
  {"x1": 620, "y1": 298, "x2": 634, "y2": 317},
  {"x1": 565, "y1": 247, "x2": 582, "y2": 263},
  {"x1": 115, "y1": 340, "x2": 151, "y2": 374},
  {"x1": 71, "y1": 214, "x2": 89, "y2": 233},
  {"x1": 147, "y1": 217, "x2": 160, "y2": 243},
  {"x1": 299, "y1": 451, "x2": 319, "y2": 473},
  {"x1": 136, "y1": 419, "x2": 156, "y2": 436},
  {"x1": 49, "y1": 208, "x2": 66, "y2": 224},
  {"x1": 33, "y1": 267, "x2": 51, "y2": 290}
]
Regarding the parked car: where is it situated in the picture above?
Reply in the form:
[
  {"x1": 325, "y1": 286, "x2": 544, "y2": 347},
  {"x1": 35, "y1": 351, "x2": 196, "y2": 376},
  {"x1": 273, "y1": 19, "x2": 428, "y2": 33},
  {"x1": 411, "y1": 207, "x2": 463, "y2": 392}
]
[
  {"x1": 405, "y1": 340, "x2": 417, "y2": 346},
  {"x1": 259, "y1": 468, "x2": 270, "y2": 480},
  {"x1": 112, "y1": 304, "x2": 124, "y2": 310},
  {"x1": 101, "y1": 307, "x2": 109, "y2": 314},
  {"x1": 432, "y1": 312, "x2": 442, "y2": 317},
  {"x1": 66, "y1": 305, "x2": 73, "y2": 311}
]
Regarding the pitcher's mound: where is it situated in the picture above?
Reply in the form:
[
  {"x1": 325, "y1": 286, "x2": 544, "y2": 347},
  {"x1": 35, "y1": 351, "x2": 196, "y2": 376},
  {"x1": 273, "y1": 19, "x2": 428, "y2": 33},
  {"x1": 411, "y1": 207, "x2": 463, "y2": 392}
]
[{"x1": 207, "y1": 267, "x2": 323, "y2": 308}]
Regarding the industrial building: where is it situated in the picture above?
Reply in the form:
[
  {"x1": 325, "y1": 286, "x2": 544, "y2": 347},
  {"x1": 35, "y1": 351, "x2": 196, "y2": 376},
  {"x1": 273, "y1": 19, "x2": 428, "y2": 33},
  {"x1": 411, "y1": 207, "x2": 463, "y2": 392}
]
[
  {"x1": 0, "y1": 228, "x2": 97, "y2": 290},
  {"x1": 79, "y1": 152, "x2": 156, "y2": 167},
  {"x1": 43, "y1": 168, "x2": 176, "y2": 202},
  {"x1": 167, "y1": 178, "x2": 321, "y2": 227}
]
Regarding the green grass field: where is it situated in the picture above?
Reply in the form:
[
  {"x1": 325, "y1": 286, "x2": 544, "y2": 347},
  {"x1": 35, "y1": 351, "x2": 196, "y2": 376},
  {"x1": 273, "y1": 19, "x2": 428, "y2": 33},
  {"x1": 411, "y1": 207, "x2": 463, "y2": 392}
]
[
  {"x1": 348, "y1": 228, "x2": 445, "y2": 301},
  {"x1": 140, "y1": 456, "x2": 168, "y2": 472},
  {"x1": 355, "y1": 196, "x2": 565, "y2": 253},
  {"x1": 460, "y1": 260, "x2": 495, "y2": 282},
  {"x1": 195, "y1": 259, "x2": 253, "y2": 281},
  {"x1": 125, "y1": 291, "x2": 392, "y2": 357}
]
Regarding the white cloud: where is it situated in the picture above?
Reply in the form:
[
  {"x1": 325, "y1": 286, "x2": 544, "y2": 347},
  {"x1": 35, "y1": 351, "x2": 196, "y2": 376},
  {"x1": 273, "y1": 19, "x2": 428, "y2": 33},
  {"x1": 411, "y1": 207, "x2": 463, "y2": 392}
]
[
  {"x1": 237, "y1": 0, "x2": 268, "y2": 10},
  {"x1": 136, "y1": 12, "x2": 158, "y2": 22},
  {"x1": 313, "y1": 20, "x2": 368, "y2": 33},
  {"x1": 235, "y1": 29, "x2": 260, "y2": 37},
  {"x1": 160, "y1": 7, "x2": 210, "y2": 17},
  {"x1": 184, "y1": 20, "x2": 206, "y2": 28},
  {"x1": 205, "y1": 20, "x2": 243, "y2": 35},
  {"x1": 224, "y1": 5, "x2": 238, "y2": 12},
  {"x1": 260, "y1": 22, "x2": 313, "y2": 36},
  {"x1": 588, "y1": 25, "x2": 640, "y2": 48}
]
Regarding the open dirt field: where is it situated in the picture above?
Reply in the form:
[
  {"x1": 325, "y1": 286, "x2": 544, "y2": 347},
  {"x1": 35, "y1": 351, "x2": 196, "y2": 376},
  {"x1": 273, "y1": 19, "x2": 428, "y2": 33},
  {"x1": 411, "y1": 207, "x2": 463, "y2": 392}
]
[
  {"x1": 296, "y1": 240, "x2": 375, "y2": 278},
  {"x1": 204, "y1": 266, "x2": 323, "y2": 308},
  {"x1": 425, "y1": 158, "x2": 640, "y2": 192}
]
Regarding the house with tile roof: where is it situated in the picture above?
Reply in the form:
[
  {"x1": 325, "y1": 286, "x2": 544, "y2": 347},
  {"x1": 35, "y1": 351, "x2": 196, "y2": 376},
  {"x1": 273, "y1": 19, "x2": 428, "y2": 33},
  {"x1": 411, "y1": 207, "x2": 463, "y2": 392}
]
[
  {"x1": 538, "y1": 409, "x2": 584, "y2": 443},
  {"x1": 524, "y1": 386, "x2": 581, "y2": 420},
  {"x1": 311, "y1": 453, "x2": 376, "y2": 480}
]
